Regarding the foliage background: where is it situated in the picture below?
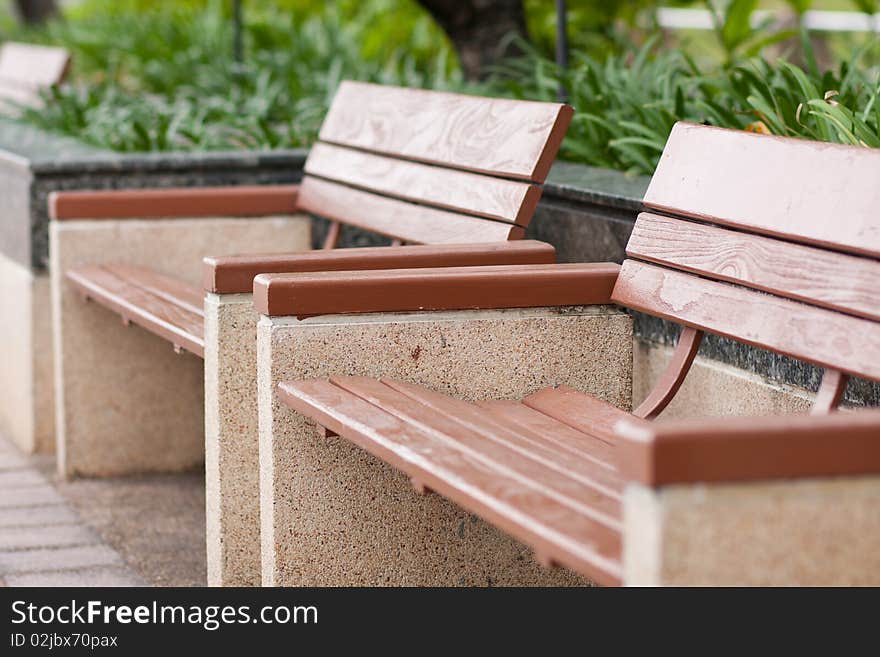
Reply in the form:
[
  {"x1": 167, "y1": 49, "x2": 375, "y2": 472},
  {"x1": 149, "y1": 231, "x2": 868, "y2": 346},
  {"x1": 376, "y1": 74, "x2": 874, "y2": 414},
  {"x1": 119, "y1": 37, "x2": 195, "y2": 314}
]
[{"x1": 0, "y1": 0, "x2": 877, "y2": 174}]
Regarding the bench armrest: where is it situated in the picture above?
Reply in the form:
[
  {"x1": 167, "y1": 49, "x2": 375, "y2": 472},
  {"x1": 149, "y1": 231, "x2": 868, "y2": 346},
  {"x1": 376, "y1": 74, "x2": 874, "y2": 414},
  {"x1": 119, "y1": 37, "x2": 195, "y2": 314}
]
[
  {"x1": 252, "y1": 262, "x2": 620, "y2": 318},
  {"x1": 204, "y1": 241, "x2": 557, "y2": 294},
  {"x1": 49, "y1": 185, "x2": 299, "y2": 222},
  {"x1": 616, "y1": 408, "x2": 880, "y2": 487}
]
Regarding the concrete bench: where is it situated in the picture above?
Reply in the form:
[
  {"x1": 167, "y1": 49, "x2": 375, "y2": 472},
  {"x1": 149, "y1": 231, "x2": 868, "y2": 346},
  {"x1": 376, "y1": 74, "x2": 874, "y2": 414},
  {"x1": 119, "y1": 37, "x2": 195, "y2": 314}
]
[
  {"x1": 274, "y1": 122, "x2": 880, "y2": 586},
  {"x1": 0, "y1": 42, "x2": 70, "y2": 112},
  {"x1": 49, "y1": 80, "x2": 574, "y2": 586}
]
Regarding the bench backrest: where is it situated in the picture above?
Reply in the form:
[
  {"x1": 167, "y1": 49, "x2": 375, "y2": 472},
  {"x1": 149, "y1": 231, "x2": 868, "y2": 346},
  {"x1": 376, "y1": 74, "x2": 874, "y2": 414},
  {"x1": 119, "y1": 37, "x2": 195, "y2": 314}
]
[
  {"x1": 0, "y1": 42, "x2": 70, "y2": 109},
  {"x1": 612, "y1": 122, "x2": 880, "y2": 408},
  {"x1": 300, "y1": 81, "x2": 573, "y2": 246}
]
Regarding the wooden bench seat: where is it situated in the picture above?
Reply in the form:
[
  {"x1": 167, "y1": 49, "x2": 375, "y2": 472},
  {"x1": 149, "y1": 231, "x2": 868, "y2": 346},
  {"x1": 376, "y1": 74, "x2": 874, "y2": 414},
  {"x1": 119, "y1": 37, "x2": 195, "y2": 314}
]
[
  {"x1": 276, "y1": 122, "x2": 880, "y2": 586},
  {"x1": 67, "y1": 264, "x2": 206, "y2": 358}
]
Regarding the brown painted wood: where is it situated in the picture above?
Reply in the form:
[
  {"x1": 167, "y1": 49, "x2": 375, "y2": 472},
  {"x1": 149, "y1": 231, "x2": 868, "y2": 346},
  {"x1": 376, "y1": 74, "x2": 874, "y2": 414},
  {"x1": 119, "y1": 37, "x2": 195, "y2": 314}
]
[
  {"x1": 105, "y1": 264, "x2": 204, "y2": 316},
  {"x1": 811, "y1": 369, "x2": 848, "y2": 415},
  {"x1": 628, "y1": 212, "x2": 880, "y2": 322},
  {"x1": 203, "y1": 241, "x2": 557, "y2": 294},
  {"x1": 612, "y1": 260, "x2": 880, "y2": 382},
  {"x1": 522, "y1": 385, "x2": 641, "y2": 445},
  {"x1": 644, "y1": 123, "x2": 880, "y2": 258},
  {"x1": 615, "y1": 407, "x2": 880, "y2": 486},
  {"x1": 474, "y1": 400, "x2": 617, "y2": 472},
  {"x1": 253, "y1": 262, "x2": 620, "y2": 318},
  {"x1": 304, "y1": 143, "x2": 542, "y2": 225},
  {"x1": 318, "y1": 81, "x2": 573, "y2": 182},
  {"x1": 277, "y1": 377, "x2": 623, "y2": 585},
  {"x1": 297, "y1": 177, "x2": 523, "y2": 245},
  {"x1": 322, "y1": 221, "x2": 341, "y2": 250},
  {"x1": 633, "y1": 327, "x2": 703, "y2": 420},
  {"x1": 332, "y1": 376, "x2": 621, "y2": 521},
  {"x1": 381, "y1": 380, "x2": 622, "y2": 497},
  {"x1": 66, "y1": 265, "x2": 204, "y2": 358},
  {"x1": 50, "y1": 186, "x2": 299, "y2": 221}
]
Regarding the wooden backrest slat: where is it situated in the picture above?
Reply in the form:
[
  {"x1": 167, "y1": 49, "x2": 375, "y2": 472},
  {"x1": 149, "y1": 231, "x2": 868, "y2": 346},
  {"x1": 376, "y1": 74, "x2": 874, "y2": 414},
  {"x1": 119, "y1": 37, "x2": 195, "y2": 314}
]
[
  {"x1": 297, "y1": 177, "x2": 522, "y2": 245},
  {"x1": 304, "y1": 143, "x2": 541, "y2": 225},
  {"x1": 627, "y1": 212, "x2": 880, "y2": 322},
  {"x1": 612, "y1": 259, "x2": 880, "y2": 382},
  {"x1": 0, "y1": 42, "x2": 70, "y2": 91},
  {"x1": 644, "y1": 122, "x2": 880, "y2": 258},
  {"x1": 318, "y1": 81, "x2": 573, "y2": 183}
]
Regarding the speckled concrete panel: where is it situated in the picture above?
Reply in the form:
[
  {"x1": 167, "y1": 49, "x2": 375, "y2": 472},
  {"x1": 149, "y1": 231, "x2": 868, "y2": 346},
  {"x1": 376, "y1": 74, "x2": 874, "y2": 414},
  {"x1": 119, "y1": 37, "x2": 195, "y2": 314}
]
[
  {"x1": 204, "y1": 293, "x2": 262, "y2": 587},
  {"x1": 633, "y1": 341, "x2": 813, "y2": 421},
  {"x1": 51, "y1": 215, "x2": 310, "y2": 477},
  {"x1": 257, "y1": 306, "x2": 633, "y2": 586},
  {"x1": 624, "y1": 477, "x2": 880, "y2": 586}
]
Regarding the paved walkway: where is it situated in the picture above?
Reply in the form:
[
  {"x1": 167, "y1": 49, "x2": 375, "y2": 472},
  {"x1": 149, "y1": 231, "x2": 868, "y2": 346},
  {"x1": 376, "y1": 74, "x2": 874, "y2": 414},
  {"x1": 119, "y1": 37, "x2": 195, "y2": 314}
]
[{"x1": 0, "y1": 434, "x2": 147, "y2": 587}]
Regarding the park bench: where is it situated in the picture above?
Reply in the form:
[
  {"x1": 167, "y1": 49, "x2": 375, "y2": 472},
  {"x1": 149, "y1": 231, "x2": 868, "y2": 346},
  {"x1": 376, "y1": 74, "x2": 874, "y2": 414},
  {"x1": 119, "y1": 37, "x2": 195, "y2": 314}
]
[
  {"x1": 0, "y1": 42, "x2": 70, "y2": 111},
  {"x1": 269, "y1": 122, "x2": 880, "y2": 586},
  {"x1": 49, "y1": 81, "x2": 574, "y2": 586}
]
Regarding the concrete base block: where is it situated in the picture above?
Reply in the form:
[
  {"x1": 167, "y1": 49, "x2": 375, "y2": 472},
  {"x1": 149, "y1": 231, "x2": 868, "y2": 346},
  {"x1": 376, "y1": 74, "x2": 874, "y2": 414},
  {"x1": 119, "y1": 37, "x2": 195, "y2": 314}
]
[
  {"x1": 51, "y1": 215, "x2": 310, "y2": 478},
  {"x1": 0, "y1": 253, "x2": 54, "y2": 454},
  {"x1": 258, "y1": 305, "x2": 633, "y2": 586},
  {"x1": 624, "y1": 477, "x2": 880, "y2": 586},
  {"x1": 204, "y1": 292, "x2": 261, "y2": 587},
  {"x1": 634, "y1": 341, "x2": 812, "y2": 420}
]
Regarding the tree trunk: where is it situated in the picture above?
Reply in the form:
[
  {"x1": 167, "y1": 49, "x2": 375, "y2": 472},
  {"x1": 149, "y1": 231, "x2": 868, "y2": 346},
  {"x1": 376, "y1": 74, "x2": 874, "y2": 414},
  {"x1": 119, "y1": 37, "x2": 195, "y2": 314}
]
[
  {"x1": 416, "y1": 0, "x2": 528, "y2": 80},
  {"x1": 13, "y1": 0, "x2": 59, "y2": 25}
]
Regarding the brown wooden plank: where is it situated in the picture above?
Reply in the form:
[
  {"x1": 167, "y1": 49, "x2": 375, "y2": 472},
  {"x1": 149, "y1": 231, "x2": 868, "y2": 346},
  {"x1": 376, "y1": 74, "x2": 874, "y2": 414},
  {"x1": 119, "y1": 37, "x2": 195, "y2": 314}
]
[
  {"x1": 644, "y1": 123, "x2": 880, "y2": 258},
  {"x1": 628, "y1": 212, "x2": 880, "y2": 322},
  {"x1": 612, "y1": 260, "x2": 880, "y2": 382},
  {"x1": 0, "y1": 43, "x2": 70, "y2": 87},
  {"x1": 103, "y1": 264, "x2": 204, "y2": 316},
  {"x1": 475, "y1": 400, "x2": 617, "y2": 471},
  {"x1": 615, "y1": 408, "x2": 880, "y2": 486},
  {"x1": 332, "y1": 376, "x2": 621, "y2": 521},
  {"x1": 297, "y1": 176, "x2": 522, "y2": 245},
  {"x1": 50, "y1": 185, "x2": 298, "y2": 221},
  {"x1": 203, "y1": 241, "x2": 557, "y2": 294},
  {"x1": 305, "y1": 143, "x2": 542, "y2": 225},
  {"x1": 523, "y1": 385, "x2": 641, "y2": 445},
  {"x1": 66, "y1": 265, "x2": 204, "y2": 358},
  {"x1": 319, "y1": 81, "x2": 573, "y2": 182},
  {"x1": 253, "y1": 262, "x2": 620, "y2": 318},
  {"x1": 277, "y1": 378, "x2": 623, "y2": 585},
  {"x1": 375, "y1": 379, "x2": 622, "y2": 498}
]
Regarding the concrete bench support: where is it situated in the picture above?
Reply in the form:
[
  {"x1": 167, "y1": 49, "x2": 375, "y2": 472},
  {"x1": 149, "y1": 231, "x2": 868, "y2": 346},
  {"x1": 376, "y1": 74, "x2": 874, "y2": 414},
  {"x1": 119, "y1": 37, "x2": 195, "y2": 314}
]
[
  {"x1": 624, "y1": 476, "x2": 880, "y2": 585},
  {"x1": 0, "y1": 254, "x2": 54, "y2": 453},
  {"x1": 51, "y1": 214, "x2": 310, "y2": 478},
  {"x1": 256, "y1": 305, "x2": 632, "y2": 586}
]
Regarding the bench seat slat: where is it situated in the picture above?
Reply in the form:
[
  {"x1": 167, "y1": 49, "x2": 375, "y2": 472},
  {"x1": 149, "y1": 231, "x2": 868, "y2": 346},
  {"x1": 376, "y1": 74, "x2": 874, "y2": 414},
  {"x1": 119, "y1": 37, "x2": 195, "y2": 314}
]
[
  {"x1": 343, "y1": 377, "x2": 622, "y2": 508},
  {"x1": 277, "y1": 378, "x2": 623, "y2": 586},
  {"x1": 298, "y1": 176, "x2": 523, "y2": 245},
  {"x1": 612, "y1": 260, "x2": 880, "y2": 383},
  {"x1": 103, "y1": 264, "x2": 204, "y2": 316},
  {"x1": 305, "y1": 143, "x2": 541, "y2": 225},
  {"x1": 628, "y1": 212, "x2": 880, "y2": 322},
  {"x1": 66, "y1": 265, "x2": 204, "y2": 358}
]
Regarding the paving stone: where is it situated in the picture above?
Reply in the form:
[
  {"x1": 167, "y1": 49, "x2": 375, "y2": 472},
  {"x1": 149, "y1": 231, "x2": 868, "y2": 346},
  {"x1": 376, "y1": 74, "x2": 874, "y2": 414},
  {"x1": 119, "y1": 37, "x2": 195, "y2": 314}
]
[
  {"x1": 0, "y1": 470, "x2": 46, "y2": 488},
  {"x1": 5, "y1": 566, "x2": 148, "y2": 587},
  {"x1": 0, "y1": 545, "x2": 122, "y2": 575},
  {"x1": 0, "y1": 505, "x2": 77, "y2": 528},
  {"x1": 0, "y1": 452, "x2": 29, "y2": 471},
  {"x1": 0, "y1": 524, "x2": 98, "y2": 551},
  {"x1": 0, "y1": 485, "x2": 66, "y2": 508}
]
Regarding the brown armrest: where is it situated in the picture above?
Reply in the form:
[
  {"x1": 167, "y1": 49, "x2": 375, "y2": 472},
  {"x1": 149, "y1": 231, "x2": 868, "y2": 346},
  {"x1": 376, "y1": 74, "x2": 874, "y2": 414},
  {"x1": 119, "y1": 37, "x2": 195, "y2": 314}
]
[
  {"x1": 616, "y1": 408, "x2": 880, "y2": 487},
  {"x1": 49, "y1": 185, "x2": 298, "y2": 221},
  {"x1": 204, "y1": 241, "x2": 557, "y2": 294},
  {"x1": 252, "y1": 262, "x2": 620, "y2": 318}
]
